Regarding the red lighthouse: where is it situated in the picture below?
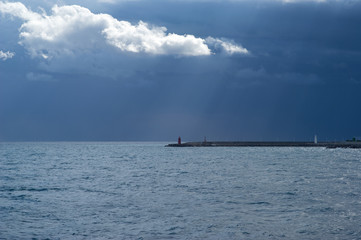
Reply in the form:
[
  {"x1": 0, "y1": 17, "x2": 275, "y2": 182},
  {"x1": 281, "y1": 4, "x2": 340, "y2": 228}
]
[{"x1": 178, "y1": 136, "x2": 181, "y2": 145}]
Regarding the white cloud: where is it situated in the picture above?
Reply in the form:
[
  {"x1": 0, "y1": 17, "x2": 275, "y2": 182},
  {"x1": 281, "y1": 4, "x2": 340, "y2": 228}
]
[
  {"x1": 0, "y1": 1, "x2": 39, "y2": 20},
  {"x1": 0, "y1": 2, "x2": 247, "y2": 58},
  {"x1": 0, "y1": 50, "x2": 15, "y2": 60},
  {"x1": 206, "y1": 37, "x2": 249, "y2": 55}
]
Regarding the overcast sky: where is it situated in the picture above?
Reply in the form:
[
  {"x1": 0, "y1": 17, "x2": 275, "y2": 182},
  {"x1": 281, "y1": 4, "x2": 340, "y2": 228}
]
[{"x1": 1, "y1": 0, "x2": 361, "y2": 141}]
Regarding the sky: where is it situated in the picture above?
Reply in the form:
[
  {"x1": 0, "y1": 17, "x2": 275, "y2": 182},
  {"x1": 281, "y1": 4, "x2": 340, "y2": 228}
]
[{"x1": 0, "y1": 0, "x2": 361, "y2": 142}]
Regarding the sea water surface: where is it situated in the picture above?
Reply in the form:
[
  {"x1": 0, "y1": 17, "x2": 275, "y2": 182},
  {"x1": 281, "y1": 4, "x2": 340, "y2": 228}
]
[{"x1": 0, "y1": 142, "x2": 361, "y2": 239}]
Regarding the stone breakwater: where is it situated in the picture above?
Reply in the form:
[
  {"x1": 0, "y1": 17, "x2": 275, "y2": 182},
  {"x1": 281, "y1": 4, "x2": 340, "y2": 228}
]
[{"x1": 166, "y1": 141, "x2": 361, "y2": 148}]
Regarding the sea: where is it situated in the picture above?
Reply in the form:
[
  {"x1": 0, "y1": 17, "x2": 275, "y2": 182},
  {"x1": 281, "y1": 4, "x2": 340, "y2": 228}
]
[{"x1": 0, "y1": 142, "x2": 361, "y2": 239}]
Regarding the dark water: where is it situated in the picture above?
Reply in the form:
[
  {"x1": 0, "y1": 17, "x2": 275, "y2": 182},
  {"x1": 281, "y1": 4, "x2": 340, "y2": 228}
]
[{"x1": 1, "y1": 142, "x2": 361, "y2": 239}]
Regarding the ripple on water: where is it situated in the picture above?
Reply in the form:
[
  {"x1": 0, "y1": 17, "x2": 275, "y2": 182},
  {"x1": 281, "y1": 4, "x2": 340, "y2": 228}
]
[{"x1": 0, "y1": 143, "x2": 361, "y2": 239}]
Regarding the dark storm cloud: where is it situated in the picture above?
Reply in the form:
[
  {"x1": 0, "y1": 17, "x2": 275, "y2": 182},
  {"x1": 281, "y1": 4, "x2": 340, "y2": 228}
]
[
  {"x1": 1, "y1": 0, "x2": 361, "y2": 141},
  {"x1": 104, "y1": 0, "x2": 361, "y2": 85}
]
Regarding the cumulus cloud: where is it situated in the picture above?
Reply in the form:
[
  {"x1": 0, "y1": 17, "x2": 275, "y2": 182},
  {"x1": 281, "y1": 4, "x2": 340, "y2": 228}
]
[
  {"x1": 0, "y1": 50, "x2": 15, "y2": 60},
  {"x1": 206, "y1": 37, "x2": 249, "y2": 55},
  {"x1": 0, "y1": 1, "x2": 247, "y2": 59},
  {"x1": 0, "y1": 1, "x2": 39, "y2": 20}
]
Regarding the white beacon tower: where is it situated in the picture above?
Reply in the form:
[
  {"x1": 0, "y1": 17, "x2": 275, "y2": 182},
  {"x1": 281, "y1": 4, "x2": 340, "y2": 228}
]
[{"x1": 314, "y1": 135, "x2": 318, "y2": 144}]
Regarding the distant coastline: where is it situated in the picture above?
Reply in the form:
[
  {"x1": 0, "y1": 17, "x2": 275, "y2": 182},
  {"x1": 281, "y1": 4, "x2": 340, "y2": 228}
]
[{"x1": 166, "y1": 141, "x2": 361, "y2": 148}]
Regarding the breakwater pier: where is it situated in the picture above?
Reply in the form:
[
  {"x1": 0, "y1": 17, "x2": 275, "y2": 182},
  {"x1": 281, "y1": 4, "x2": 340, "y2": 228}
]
[{"x1": 166, "y1": 141, "x2": 361, "y2": 148}]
